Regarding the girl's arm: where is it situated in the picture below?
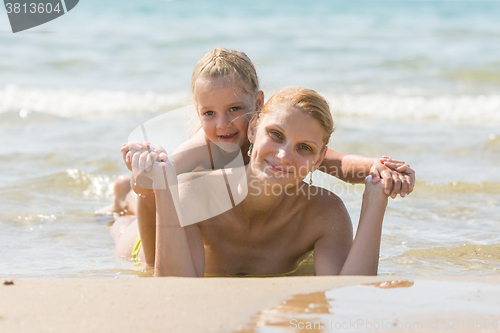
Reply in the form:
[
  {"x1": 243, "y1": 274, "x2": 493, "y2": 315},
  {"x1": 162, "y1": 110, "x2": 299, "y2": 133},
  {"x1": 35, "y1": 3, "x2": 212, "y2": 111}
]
[
  {"x1": 320, "y1": 148, "x2": 415, "y2": 198},
  {"x1": 121, "y1": 129, "x2": 213, "y2": 196},
  {"x1": 313, "y1": 176, "x2": 389, "y2": 276}
]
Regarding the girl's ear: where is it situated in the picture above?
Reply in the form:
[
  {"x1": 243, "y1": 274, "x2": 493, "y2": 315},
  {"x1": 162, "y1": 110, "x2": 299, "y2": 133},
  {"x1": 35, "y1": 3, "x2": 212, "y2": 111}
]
[
  {"x1": 248, "y1": 113, "x2": 259, "y2": 143},
  {"x1": 255, "y1": 91, "x2": 264, "y2": 112}
]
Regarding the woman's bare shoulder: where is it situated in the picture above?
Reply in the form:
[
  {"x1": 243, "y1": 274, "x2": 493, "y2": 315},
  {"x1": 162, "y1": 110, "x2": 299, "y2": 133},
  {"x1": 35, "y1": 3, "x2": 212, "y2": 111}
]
[
  {"x1": 303, "y1": 184, "x2": 345, "y2": 209},
  {"x1": 302, "y1": 185, "x2": 352, "y2": 230}
]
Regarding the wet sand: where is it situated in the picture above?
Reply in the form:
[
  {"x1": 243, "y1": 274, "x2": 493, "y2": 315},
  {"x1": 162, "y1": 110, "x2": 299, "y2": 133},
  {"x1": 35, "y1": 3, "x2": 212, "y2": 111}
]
[{"x1": 1, "y1": 276, "x2": 499, "y2": 333}]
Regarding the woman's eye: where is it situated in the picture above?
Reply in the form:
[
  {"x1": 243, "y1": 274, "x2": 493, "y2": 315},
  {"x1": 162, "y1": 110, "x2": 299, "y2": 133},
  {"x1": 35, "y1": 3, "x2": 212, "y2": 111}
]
[
  {"x1": 230, "y1": 107, "x2": 241, "y2": 112},
  {"x1": 204, "y1": 111, "x2": 215, "y2": 116},
  {"x1": 269, "y1": 130, "x2": 282, "y2": 140},
  {"x1": 299, "y1": 144, "x2": 312, "y2": 152}
]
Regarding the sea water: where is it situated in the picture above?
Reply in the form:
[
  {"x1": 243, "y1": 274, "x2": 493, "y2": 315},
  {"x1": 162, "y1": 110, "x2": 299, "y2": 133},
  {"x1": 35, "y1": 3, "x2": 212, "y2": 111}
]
[{"x1": 1, "y1": 0, "x2": 499, "y2": 278}]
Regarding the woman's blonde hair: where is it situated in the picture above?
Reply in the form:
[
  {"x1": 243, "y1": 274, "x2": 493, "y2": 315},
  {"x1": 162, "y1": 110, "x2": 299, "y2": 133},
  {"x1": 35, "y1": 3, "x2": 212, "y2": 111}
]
[
  {"x1": 259, "y1": 88, "x2": 335, "y2": 147},
  {"x1": 191, "y1": 48, "x2": 260, "y2": 98}
]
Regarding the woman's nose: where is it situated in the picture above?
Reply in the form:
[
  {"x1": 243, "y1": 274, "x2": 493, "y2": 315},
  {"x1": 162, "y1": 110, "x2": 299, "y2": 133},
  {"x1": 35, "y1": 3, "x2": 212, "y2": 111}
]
[{"x1": 276, "y1": 145, "x2": 292, "y2": 163}]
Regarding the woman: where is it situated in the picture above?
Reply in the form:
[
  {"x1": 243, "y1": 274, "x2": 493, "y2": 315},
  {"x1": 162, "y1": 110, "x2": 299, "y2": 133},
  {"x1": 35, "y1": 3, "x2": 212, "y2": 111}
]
[{"x1": 141, "y1": 87, "x2": 391, "y2": 277}]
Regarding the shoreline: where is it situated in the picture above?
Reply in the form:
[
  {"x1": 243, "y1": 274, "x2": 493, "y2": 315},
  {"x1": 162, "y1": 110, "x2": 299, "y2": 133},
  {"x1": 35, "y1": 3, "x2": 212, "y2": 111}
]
[{"x1": 1, "y1": 275, "x2": 500, "y2": 333}]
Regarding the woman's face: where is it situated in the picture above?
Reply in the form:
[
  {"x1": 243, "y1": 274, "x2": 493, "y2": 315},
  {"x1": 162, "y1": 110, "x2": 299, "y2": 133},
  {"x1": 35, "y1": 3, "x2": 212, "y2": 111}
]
[{"x1": 249, "y1": 105, "x2": 327, "y2": 187}]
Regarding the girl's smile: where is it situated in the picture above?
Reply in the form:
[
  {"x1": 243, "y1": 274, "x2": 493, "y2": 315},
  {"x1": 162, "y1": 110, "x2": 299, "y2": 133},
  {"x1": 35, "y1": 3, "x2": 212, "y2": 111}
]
[{"x1": 217, "y1": 132, "x2": 239, "y2": 143}]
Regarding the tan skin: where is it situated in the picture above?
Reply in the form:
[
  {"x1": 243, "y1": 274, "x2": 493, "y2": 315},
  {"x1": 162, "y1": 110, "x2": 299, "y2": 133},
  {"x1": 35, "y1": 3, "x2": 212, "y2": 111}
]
[
  {"x1": 147, "y1": 104, "x2": 390, "y2": 276},
  {"x1": 113, "y1": 77, "x2": 414, "y2": 266}
]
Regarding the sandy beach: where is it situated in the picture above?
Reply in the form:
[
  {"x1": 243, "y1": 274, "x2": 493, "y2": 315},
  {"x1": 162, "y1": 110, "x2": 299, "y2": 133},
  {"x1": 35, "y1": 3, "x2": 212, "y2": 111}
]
[{"x1": 2, "y1": 275, "x2": 499, "y2": 333}]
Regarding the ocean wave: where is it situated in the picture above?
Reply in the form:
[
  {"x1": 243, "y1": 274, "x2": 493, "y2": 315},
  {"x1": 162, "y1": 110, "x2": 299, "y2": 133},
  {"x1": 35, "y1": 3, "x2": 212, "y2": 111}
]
[
  {"x1": 2, "y1": 85, "x2": 500, "y2": 123},
  {"x1": 5, "y1": 169, "x2": 116, "y2": 200},
  {"x1": 0, "y1": 85, "x2": 189, "y2": 119},
  {"x1": 414, "y1": 181, "x2": 500, "y2": 195},
  {"x1": 444, "y1": 69, "x2": 500, "y2": 84},
  {"x1": 400, "y1": 244, "x2": 500, "y2": 261},
  {"x1": 325, "y1": 93, "x2": 500, "y2": 124},
  {"x1": 484, "y1": 133, "x2": 500, "y2": 152},
  {"x1": 66, "y1": 169, "x2": 116, "y2": 199}
]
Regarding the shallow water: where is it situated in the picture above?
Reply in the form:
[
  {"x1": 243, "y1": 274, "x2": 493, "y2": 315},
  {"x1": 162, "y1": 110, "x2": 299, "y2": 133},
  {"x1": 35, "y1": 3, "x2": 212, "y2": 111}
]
[
  {"x1": 237, "y1": 279, "x2": 500, "y2": 332},
  {"x1": 1, "y1": 0, "x2": 500, "y2": 279}
]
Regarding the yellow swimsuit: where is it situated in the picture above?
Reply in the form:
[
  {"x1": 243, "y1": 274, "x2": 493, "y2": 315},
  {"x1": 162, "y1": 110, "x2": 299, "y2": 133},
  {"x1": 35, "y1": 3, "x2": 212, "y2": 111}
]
[
  {"x1": 131, "y1": 234, "x2": 142, "y2": 264},
  {"x1": 131, "y1": 236, "x2": 315, "y2": 276}
]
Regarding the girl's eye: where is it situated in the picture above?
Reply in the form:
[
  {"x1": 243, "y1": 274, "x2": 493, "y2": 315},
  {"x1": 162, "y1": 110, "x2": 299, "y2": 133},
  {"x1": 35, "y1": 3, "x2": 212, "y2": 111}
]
[
  {"x1": 230, "y1": 107, "x2": 241, "y2": 112},
  {"x1": 204, "y1": 111, "x2": 215, "y2": 116}
]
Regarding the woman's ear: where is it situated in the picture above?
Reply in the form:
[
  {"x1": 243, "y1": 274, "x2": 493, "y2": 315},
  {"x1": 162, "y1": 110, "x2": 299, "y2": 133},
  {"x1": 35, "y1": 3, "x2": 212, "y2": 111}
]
[
  {"x1": 248, "y1": 113, "x2": 259, "y2": 143},
  {"x1": 314, "y1": 147, "x2": 328, "y2": 169},
  {"x1": 255, "y1": 91, "x2": 264, "y2": 112}
]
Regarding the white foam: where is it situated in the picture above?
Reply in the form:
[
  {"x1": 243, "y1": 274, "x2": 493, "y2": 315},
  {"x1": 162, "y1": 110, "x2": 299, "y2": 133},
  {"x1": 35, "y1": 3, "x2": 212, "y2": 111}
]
[
  {"x1": 0, "y1": 85, "x2": 190, "y2": 119},
  {"x1": 2, "y1": 85, "x2": 500, "y2": 123},
  {"x1": 325, "y1": 93, "x2": 500, "y2": 124}
]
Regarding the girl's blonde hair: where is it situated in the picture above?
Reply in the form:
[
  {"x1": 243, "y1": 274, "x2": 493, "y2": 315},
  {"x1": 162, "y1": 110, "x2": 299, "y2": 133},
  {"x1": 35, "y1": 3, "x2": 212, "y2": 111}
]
[
  {"x1": 259, "y1": 88, "x2": 335, "y2": 147},
  {"x1": 191, "y1": 48, "x2": 260, "y2": 98}
]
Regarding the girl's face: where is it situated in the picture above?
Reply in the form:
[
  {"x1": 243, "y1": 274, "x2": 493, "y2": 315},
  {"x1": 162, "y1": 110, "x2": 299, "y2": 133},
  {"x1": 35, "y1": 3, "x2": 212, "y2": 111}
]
[
  {"x1": 248, "y1": 105, "x2": 327, "y2": 187},
  {"x1": 195, "y1": 76, "x2": 261, "y2": 151}
]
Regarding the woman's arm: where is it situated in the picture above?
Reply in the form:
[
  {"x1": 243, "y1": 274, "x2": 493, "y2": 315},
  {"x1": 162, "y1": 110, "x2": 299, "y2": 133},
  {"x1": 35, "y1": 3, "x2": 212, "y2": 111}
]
[
  {"x1": 147, "y1": 161, "x2": 205, "y2": 277},
  {"x1": 154, "y1": 189, "x2": 204, "y2": 277},
  {"x1": 313, "y1": 176, "x2": 389, "y2": 276},
  {"x1": 338, "y1": 177, "x2": 389, "y2": 275},
  {"x1": 319, "y1": 148, "x2": 415, "y2": 198}
]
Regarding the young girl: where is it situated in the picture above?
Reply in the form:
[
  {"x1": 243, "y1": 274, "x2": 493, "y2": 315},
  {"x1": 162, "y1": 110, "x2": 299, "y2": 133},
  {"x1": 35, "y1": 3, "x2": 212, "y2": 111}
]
[
  {"x1": 111, "y1": 48, "x2": 414, "y2": 267},
  {"x1": 144, "y1": 88, "x2": 391, "y2": 276}
]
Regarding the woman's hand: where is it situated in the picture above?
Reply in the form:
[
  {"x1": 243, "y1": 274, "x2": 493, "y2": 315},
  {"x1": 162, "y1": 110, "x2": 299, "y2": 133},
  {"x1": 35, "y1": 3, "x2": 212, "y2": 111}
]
[
  {"x1": 364, "y1": 175, "x2": 390, "y2": 206},
  {"x1": 370, "y1": 156, "x2": 415, "y2": 199}
]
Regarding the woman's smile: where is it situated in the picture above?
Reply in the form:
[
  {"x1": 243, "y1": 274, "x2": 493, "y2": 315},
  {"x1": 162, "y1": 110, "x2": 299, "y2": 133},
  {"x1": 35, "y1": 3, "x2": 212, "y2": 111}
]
[{"x1": 265, "y1": 160, "x2": 293, "y2": 175}]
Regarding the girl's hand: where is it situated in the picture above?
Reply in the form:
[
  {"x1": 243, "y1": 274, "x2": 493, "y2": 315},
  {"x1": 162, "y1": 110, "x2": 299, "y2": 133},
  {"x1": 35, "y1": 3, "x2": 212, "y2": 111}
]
[
  {"x1": 370, "y1": 156, "x2": 415, "y2": 199},
  {"x1": 120, "y1": 141, "x2": 141, "y2": 171},
  {"x1": 124, "y1": 141, "x2": 168, "y2": 176},
  {"x1": 121, "y1": 141, "x2": 168, "y2": 172}
]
